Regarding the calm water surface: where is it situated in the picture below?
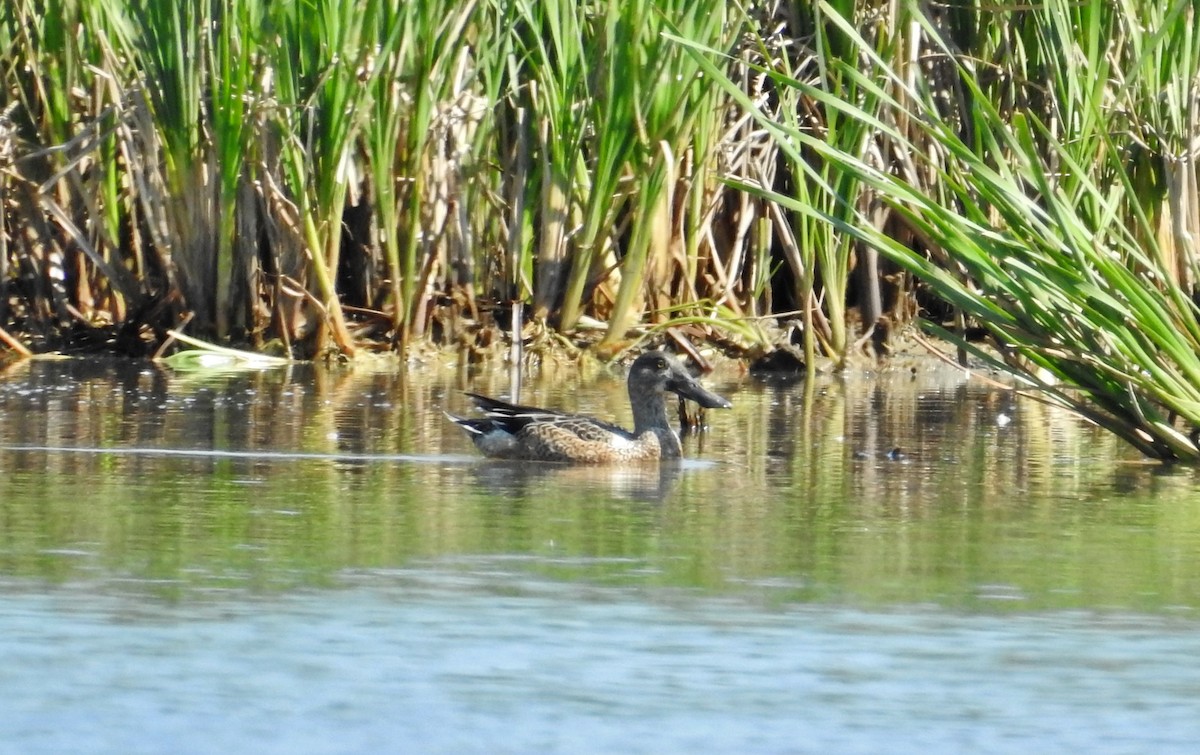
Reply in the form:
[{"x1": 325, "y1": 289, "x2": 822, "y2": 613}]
[{"x1": 2, "y1": 356, "x2": 1199, "y2": 754}]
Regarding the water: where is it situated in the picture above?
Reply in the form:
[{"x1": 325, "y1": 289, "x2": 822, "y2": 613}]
[{"x1": 2, "y1": 357, "x2": 1200, "y2": 753}]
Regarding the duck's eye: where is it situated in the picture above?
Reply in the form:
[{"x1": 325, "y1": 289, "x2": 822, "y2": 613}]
[{"x1": 654, "y1": 357, "x2": 667, "y2": 370}]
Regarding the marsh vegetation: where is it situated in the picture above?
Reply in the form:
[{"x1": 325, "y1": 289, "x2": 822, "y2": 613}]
[{"x1": 2, "y1": 0, "x2": 1199, "y2": 457}]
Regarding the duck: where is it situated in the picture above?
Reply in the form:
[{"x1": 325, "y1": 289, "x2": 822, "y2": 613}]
[{"x1": 447, "y1": 351, "x2": 732, "y2": 463}]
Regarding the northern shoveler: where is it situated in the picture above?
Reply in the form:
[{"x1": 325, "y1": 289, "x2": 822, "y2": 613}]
[{"x1": 447, "y1": 351, "x2": 732, "y2": 463}]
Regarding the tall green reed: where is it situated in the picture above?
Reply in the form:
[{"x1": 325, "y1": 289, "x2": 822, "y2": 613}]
[
  {"x1": 0, "y1": 0, "x2": 931, "y2": 362},
  {"x1": 264, "y1": 0, "x2": 401, "y2": 355},
  {"x1": 510, "y1": 0, "x2": 590, "y2": 322},
  {"x1": 597, "y1": 0, "x2": 734, "y2": 346},
  {"x1": 365, "y1": 0, "x2": 481, "y2": 345},
  {"x1": 3, "y1": 0, "x2": 131, "y2": 325},
  {"x1": 680, "y1": 0, "x2": 1200, "y2": 459},
  {"x1": 133, "y1": 0, "x2": 218, "y2": 328},
  {"x1": 126, "y1": 0, "x2": 262, "y2": 340},
  {"x1": 553, "y1": 0, "x2": 639, "y2": 334},
  {"x1": 1115, "y1": 0, "x2": 1200, "y2": 290},
  {"x1": 208, "y1": 0, "x2": 261, "y2": 339}
]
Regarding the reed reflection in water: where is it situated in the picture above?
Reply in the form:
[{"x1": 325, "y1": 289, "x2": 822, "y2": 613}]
[{"x1": 0, "y1": 356, "x2": 1197, "y2": 612}]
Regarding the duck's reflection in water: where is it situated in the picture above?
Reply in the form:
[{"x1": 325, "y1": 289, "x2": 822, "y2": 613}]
[{"x1": 466, "y1": 459, "x2": 689, "y2": 503}]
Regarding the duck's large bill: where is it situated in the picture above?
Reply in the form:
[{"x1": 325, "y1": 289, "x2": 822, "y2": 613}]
[{"x1": 668, "y1": 374, "x2": 732, "y2": 410}]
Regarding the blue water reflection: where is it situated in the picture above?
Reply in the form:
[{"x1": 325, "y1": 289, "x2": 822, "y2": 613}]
[{"x1": 3, "y1": 573, "x2": 1198, "y2": 754}]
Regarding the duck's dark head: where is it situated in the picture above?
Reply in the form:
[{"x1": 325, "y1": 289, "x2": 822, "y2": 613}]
[{"x1": 628, "y1": 351, "x2": 732, "y2": 410}]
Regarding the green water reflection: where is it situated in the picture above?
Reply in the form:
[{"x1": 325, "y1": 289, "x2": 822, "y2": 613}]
[{"x1": 2, "y1": 357, "x2": 1199, "y2": 612}]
